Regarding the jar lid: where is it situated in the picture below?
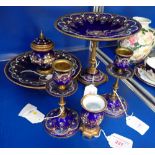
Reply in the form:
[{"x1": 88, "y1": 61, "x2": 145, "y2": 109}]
[{"x1": 31, "y1": 31, "x2": 54, "y2": 52}]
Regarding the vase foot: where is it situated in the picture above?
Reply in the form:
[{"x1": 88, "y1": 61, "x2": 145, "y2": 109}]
[
  {"x1": 80, "y1": 125, "x2": 100, "y2": 138},
  {"x1": 78, "y1": 69, "x2": 108, "y2": 86},
  {"x1": 102, "y1": 93, "x2": 127, "y2": 118}
]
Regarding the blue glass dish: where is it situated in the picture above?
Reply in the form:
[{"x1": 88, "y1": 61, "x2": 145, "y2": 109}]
[
  {"x1": 55, "y1": 12, "x2": 142, "y2": 41},
  {"x1": 4, "y1": 51, "x2": 81, "y2": 90}
]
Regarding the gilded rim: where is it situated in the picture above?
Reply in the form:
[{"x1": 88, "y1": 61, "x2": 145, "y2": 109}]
[
  {"x1": 4, "y1": 51, "x2": 81, "y2": 90},
  {"x1": 116, "y1": 47, "x2": 133, "y2": 58},
  {"x1": 46, "y1": 79, "x2": 78, "y2": 98},
  {"x1": 54, "y1": 12, "x2": 142, "y2": 42},
  {"x1": 81, "y1": 94, "x2": 107, "y2": 113},
  {"x1": 52, "y1": 59, "x2": 73, "y2": 73},
  {"x1": 31, "y1": 43, "x2": 54, "y2": 52}
]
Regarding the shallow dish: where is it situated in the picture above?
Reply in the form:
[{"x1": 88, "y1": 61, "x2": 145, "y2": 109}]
[
  {"x1": 4, "y1": 51, "x2": 81, "y2": 89},
  {"x1": 55, "y1": 12, "x2": 141, "y2": 41},
  {"x1": 46, "y1": 79, "x2": 78, "y2": 98}
]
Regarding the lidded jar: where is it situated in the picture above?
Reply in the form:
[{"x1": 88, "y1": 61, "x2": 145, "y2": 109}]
[{"x1": 30, "y1": 31, "x2": 55, "y2": 75}]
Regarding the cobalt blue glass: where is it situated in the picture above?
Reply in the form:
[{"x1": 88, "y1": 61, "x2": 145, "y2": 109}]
[
  {"x1": 4, "y1": 51, "x2": 81, "y2": 90},
  {"x1": 80, "y1": 94, "x2": 107, "y2": 138},
  {"x1": 44, "y1": 78, "x2": 79, "y2": 138},
  {"x1": 55, "y1": 12, "x2": 141, "y2": 86},
  {"x1": 30, "y1": 31, "x2": 55, "y2": 74},
  {"x1": 55, "y1": 12, "x2": 142, "y2": 40},
  {"x1": 114, "y1": 55, "x2": 130, "y2": 70},
  {"x1": 80, "y1": 109, "x2": 104, "y2": 129},
  {"x1": 44, "y1": 108, "x2": 79, "y2": 138},
  {"x1": 114, "y1": 47, "x2": 133, "y2": 71},
  {"x1": 52, "y1": 59, "x2": 73, "y2": 90},
  {"x1": 102, "y1": 93, "x2": 127, "y2": 118}
]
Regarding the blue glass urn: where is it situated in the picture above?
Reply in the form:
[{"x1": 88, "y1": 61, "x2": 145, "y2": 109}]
[
  {"x1": 80, "y1": 94, "x2": 107, "y2": 138},
  {"x1": 30, "y1": 32, "x2": 55, "y2": 75}
]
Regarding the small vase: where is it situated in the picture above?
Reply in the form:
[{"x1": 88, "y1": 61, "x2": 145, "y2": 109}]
[
  {"x1": 80, "y1": 94, "x2": 107, "y2": 138},
  {"x1": 120, "y1": 17, "x2": 155, "y2": 63}
]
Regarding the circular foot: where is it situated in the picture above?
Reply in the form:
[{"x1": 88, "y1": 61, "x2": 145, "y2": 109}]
[
  {"x1": 102, "y1": 93, "x2": 127, "y2": 118},
  {"x1": 80, "y1": 125, "x2": 100, "y2": 138},
  {"x1": 78, "y1": 69, "x2": 108, "y2": 86},
  {"x1": 43, "y1": 108, "x2": 80, "y2": 138}
]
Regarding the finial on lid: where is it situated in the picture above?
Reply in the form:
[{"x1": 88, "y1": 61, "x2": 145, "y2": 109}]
[
  {"x1": 31, "y1": 30, "x2": 54, "y2": 52},
  {"x1": 39, "y1": 30, "x2": 44, "y2": 39}
]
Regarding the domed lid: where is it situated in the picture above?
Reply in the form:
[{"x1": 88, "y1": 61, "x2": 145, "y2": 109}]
[{"x1": 31, "y1": 31, "x2": 54, "y2": 52}]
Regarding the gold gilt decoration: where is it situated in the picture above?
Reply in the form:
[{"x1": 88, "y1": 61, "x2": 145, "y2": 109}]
[
  {"x1": 80, "y1": 125, "x2": 100, "y2": 138},
  {"x1": 31, "y1": 31, "x2": 54, "y2": 52}
]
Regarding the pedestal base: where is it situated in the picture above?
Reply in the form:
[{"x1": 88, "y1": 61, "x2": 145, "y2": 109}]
[
  {"x1": 78, "y1": 69, "x2": 108, "y2": 86},
  {"x1": 80, "y1": 125, "x2": 100, "y2": 138},
  {"x1": 44, "y1": 108, "x2": 79, "y2": 138},
  {"x1": 102, "y1": 93, "x2": 127, "y2": 118}
]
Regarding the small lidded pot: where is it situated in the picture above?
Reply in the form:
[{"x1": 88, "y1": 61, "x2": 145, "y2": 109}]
[
  {"x1": 114, "y1": 47, "x2": 133, "y2": 73},
  {"x1": 80, "y1": 94, "x2": 107, "y2": 138},
  {"x1": 30, "y1": 31, "x2": 55, "y2": 75},
  {"x1": 52, "y1": 59, "x2": 73, "y2": 90}
]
